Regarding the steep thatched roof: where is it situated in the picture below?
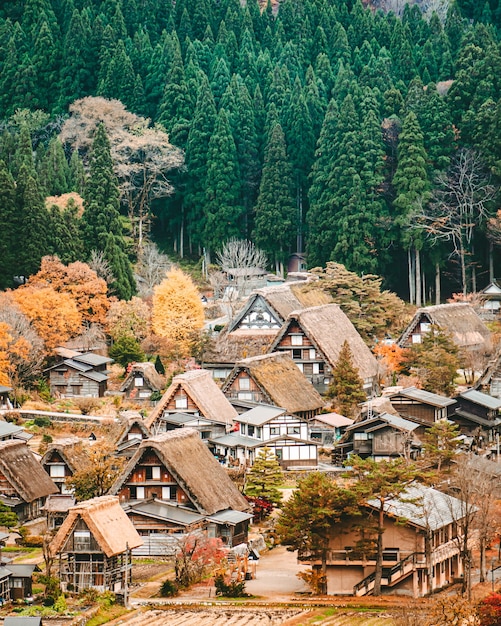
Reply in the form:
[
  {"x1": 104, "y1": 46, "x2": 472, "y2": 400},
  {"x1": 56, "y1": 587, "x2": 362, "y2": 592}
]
[
  {"x1": 50, "y1": 495, "x2": 142, "y2": 558},
  {"x1": 145, "y1": 369, "x2": 237, "y2": 429},
  {"x1": 203, "y1": 330, "x2": 275, "y2": 365},
  {"x1": 41, "y1": 438, "x2": 89, "y2": 473},
  {"x1": 228, "y1": 282, "x2": 331, "y2": 332},
  {"x1": 110, "y1": 429, "x2": 250, "y2": 515},
  {"x1": 223, "y1": 352, "x2": 324, "y2": 414},
  {"x1": 0, "y1": 440, "x2": 58, "y2": 502},
  {"x1": 113, "y1": 412, "x2": 151, "y2": 446},
  {"x1": 119, "y1": 362, "x2": 165, "y2": 393},
  {"x1": 398, "y1": 303, "x2": 491, "y2": 349},
  {"x1": 475, "y1": 345, "x2": 501, "y2": 392},
  {"x1": 271, "y1": 304, "x2": 379, "y2": 380}
]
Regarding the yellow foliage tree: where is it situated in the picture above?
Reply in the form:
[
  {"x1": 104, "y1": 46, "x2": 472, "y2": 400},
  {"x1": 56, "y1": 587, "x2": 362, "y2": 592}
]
[
  {"x1": 151, "y1": 268, "x2": 204, "y2": 357},
  {"x1": 0, "y1": 321, "x2": 31, "y2": 387},
  {"x1": 106, "y1": 296, "x2": 151, "y2": 341},
  {"x1": 12, "y1": 285, "x2": 82, "y2": 353},
  {"x1": 26, "y1": 256, "x2": 110, "y2": 325}
]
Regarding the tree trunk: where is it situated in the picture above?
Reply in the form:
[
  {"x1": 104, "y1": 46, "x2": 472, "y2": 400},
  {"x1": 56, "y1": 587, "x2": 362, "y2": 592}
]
[
  {"x1": 435, "y1": 262, "x2": 441, "y2": 305},
  {"x1": 373, "y1": 507, "x2": 384, "y2": 596},
  {"x1": 321, "y1": 548, "x2": 328, "y2": 594},
  {"x1": 472, "y1": 244, "x2": 477, "y2": 293},
  {"x1": 479, "y1": 538, "x2": 486, "y2": 583},
  {"x1": 408, "y1": 249, "x2": 415, "y2": 305},
  {"x1": 415, "y1": 247, "x2": 422, "y2": 308},
  {"x1": 180, "y1": 211, "x2": 184, "y2": 259},
  {"x1": 489, "y1": 241, "x2": 494, "y2": 283},
  {"x1": 460, "y1": 237, "x2": 467, "y2": 296}
]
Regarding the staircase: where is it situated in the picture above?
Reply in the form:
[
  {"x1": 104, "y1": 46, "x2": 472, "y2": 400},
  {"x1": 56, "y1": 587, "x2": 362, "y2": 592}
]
[{"x1": 353, "y1": 553, "x2": 420, "y2": 596}]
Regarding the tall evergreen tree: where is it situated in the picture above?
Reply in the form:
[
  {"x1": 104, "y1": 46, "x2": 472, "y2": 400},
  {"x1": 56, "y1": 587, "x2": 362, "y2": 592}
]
[
  {"x1": 254, "y1": 123, "x2": 296, "y2": 273},
  {"x1": 204, "y1": 108, "x2": 244, "y2": 252},
  {"x1": 0, "y1": 160, "x2": 18, "y2": 289}
]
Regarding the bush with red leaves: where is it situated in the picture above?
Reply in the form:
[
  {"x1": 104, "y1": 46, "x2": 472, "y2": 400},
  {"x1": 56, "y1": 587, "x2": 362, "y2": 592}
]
[
  {"x1": 478, "y1": 592, "x2": 501, "y2": 625},
  {"x1": 245, "y1": 495, "x2": 274, "y2": 522}
]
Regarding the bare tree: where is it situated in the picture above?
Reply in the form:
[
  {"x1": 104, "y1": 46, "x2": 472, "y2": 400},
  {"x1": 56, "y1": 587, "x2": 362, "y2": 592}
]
[
  {"x1": 216, "y1": 239, "x2": 268, "y2": 274},
  {"x1": 134, "y1": 243, "x2": 171, "y2": 298},
  {"x1": 88, "y1": 250, "x2": 114, "y2": 285},
  {"x1": 60, "y1": 97, "x2": 183, "y2": 249},
  {"x1": 414, "y1": 149, "x2": 496, "y2": 296}
]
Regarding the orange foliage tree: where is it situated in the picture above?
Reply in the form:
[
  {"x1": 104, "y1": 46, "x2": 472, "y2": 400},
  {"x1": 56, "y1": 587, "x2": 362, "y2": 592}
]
[
  {"x1": 106, "y1": 296, "x2": 150, "y2": 341},
  {"x1": 151, "y1": 268, "x2": 204, "y2": 358},
  {"x1": 373, "y1": 342, "x2": 407, "y2": 385},
  {"x1": 0, "y1": 322, "x2": 31, "y2": 387},
  {"x1": 25, "y1": 256, "x2": 110, "y2": 325},
  {"x1": 12, "y1": 285, "x2": 82, "y2": 353}
]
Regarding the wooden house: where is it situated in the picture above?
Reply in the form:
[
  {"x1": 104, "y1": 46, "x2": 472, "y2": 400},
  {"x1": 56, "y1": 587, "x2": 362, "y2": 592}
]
[
  {"x1": 5, "y1": 564, "x2": 38, "y2": 601},
  {"x1": 119, "y1": 363, "x2": 164, "y2": 402},
  {"x1": 145, "y1": 369, "x2": 237, "y2": 434},
  {"x1": 203, "y1": 283, "x2": 331, "y2": 381},
  {"x1": 335, "y1": 413, "x2": 422, "y2": 463},
  {"x1": 41, "y1": 439, "x2": 88, "y2": 494},
  {"x1": 113, "y1": 412, "x2": 150, "y2": 458},
  {"x1": 269, "y1": 304, "x2": 379, "y2": 394},
  {"x1": 301, "y1": 483, "x2": 465, "y2": 597},
  {"x1": 479, "y1": 281, "x2": 501, "y2": 316},
  {"x1": 211, "y1": 404, "x2": 318, "y2": 468},
  {"x1": 43, "y1": 494, "x2": 76, "y2": 531},
  {"x1": 44, "y1": 352, "x2": 113, "y2": 398},
  {"x1": 387, "y1": 387, "x2": 457, "y2": 425},
  {"x1": 110, "y1": 429, "x2": 251, "y2": 549},
  {"x1": 453, "y1": 389, "x2": 501, "y2": 441},
  {"x1": 0, "y1": 441, "x2": 58, "y2": 522},
  {"x1": 398, "y1": 303, "x2": 492, "y2": 352},
  {"x1": 50, "y1": 495, "x2": 142, "y2": 594},
  {"x1": 0, "y1": 565, "x2": 10, "y2": 604},
  {"x1": 154, "y1": 412, "x2": 227, "y2": 442},
  {"x1": 222, "y1": 352, "x2": 324, "y2": 419},
  {"x1": 309, "y1": 413, "x2": 354, "y2": 446},
  {"x1": 0, "y1": 421, "x2": 32, "y2": 443}
]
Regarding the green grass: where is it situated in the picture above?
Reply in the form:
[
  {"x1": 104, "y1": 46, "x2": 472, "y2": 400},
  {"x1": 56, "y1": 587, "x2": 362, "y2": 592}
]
[{"x1": 85, "y1": 605, "x2": 130, "y2": 626}]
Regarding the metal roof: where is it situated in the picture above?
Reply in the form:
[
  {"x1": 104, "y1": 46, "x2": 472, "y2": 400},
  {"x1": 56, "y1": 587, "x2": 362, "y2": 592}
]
[
  {"x1": 0, "y1": 566, "x2": 11, "y2": 580},
  {"x1": 207, "y1": 509, "x2": 253, "y2": 525},
  {"x1": 391, "y1": 387, "x2": 456, "y2": 407},
  {"x1": 0, "y1": 422, "x2": 23, "y2": 438},
  {"x1": 210, "y1": 434, "x2": 263, "y2": 448},
  {"x1": 5, "y1": 564, "x2": 38, "y2": 577},
  {"x1": 455, "y1": 410, "x2": 501, "y2": 427},
  {"x1": 162, "y1": 413, "x2": 212, "y2": 426},
  {"x1": 128, "y1": 501, "x2": 206, "y2": 525},
  {"x1": 4, "y1": 618, "x2": 43, "y2": 626},
  {"x1": 237, "y1": 404, "x2": 286, "y2": 426},
  {"x1": 345, "y1": 413, "x2": 419, "y2": 434},
  {"x1": 0, "y1": 386, "x2": 12, "y2": 394},
  {"x1": 73, "y1": 353, "x2": 113, "y2": 366},
  {"x1": 80, "y1": 370, "x2": 108, "y2": 383},
  {"x1": 459, "y1": 389, "x2": 501, "y2": 410},
  {"x1": 379, "y1": 413, "x2": 421, "y2": 432},
  {"x1": 368, "y1": 483, "x2": 469, "y2": 531},
  {"x1": 312, "y1": 413, "x2": 354, "y2": 428}
]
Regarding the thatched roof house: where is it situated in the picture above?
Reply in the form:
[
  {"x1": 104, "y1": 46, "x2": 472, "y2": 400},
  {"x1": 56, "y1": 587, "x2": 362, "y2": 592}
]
[
  {"x1": 41, "y1": 438, "x2": 88, "y2": 484},
  {"x1": 50, "y1": 495, "x2": 142, "y2": 558},
  {"x1": 145, "y1": 369, "x2": 237, "y2": 432},
  {"x1": 475, "y1": 346, "x2": 501, "y2": 398},
  {"x1": 269, "y1": 304, "x2": 379, "y2": 393},
  {"x1": 398, "y1": 303, "x2": 492, "y2": 350},
  {"x1": 119, "y1": 362, "x2": 164, "y2": 401},
  {"x1": 227, "y1": 282, "x2": 331, "y2": 333},
  {"x1": 111, "y1": 429, "x2": 249, "y2": 515},
  {"x1": 114, "y1": 412, "x2": 150, "y2": 446},
  {"x1": 222, "y1": 352, "x2": 324, "y2": 419},
  {"x1": 0, "y1": 440, "x2": 58, "y2": 521}
]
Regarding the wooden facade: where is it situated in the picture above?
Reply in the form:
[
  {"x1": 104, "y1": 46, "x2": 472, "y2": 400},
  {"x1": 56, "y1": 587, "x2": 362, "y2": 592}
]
[
  {"x1": 45, "y1": 353, "x2": 112, "y2": 398},
  {"x1": 388, "y1": 388, "x2": 457, "y2": 425}
]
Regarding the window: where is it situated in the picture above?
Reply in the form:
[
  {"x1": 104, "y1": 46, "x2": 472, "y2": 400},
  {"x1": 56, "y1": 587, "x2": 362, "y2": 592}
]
[
  {"x1": 309, "y1": 349, "x2": 316, "y2": 360},
  {"x1": 10, "y1": 579, "x2": 23, "y2": 589},
  {"x1": 128, "y1": 432, "x2": 143, "y2": 441},
  {"x1": 287, "y1": 426, "x2": 300, "y2": 435},
  {"x1": 313, "y1": 363, "x2": 319, "y2": 374},
  {"x1": 412, "y1": 334, "x2": 422, "y2": 344},
  {"x1": 239, "y1": 377, "x2": 250, "y2": 390},
  {"x1": 139, "y1": 391, "x2": 151, "y2": 398},
  {"x1": 270, "y1": 426, "x2": 280, "y2": 436},
  {"x1": 248, "y1": 425, "x2": 255, "y2": 437},
  {"x1": 152, "y1": 466, "x2": 161, "y2": 480},
  {"x1": 162, "y1": 486, "x2": 177, "y2": 501},
  {"x1": 238, "y1": 392, "x2": 253, "y2": 400},
  {"x1": 74, "y1": 530, "x2": 91, "y2": 550},
  {"x1": 136, "y1": 486, "x2": 145, "y2": 499},
  {"x1": 175, "y1": 396, "x2": 188, "y2": 409},
  {"x1": 291, "y1": 335, "x2": 303, "y2": 346},
  {"x1": 72, "y1": 385, "x2": 82, "y2": 395},
  {"x1": 129, "y1": 486, "x2": 137, "y2": 499},
  {"x1": 201, "y1": 430, "x2": 211, "y2": 439},
  {"x1": 134, "y1": 377, "x2": 144, "y2": 387},
  {"x1": 420, "y1": 322, "x2": 431, "y2": 332},
  {"x1": 296, "y1": 363, "x2": 304, "y2": 373},
  {"x1": 50, "y1": 464, "x2": 65, "y2": 478},
  {"x1": 353, "y1": 432, "x2": 368, "y2": 440},
  {"x1": 292, "y1": 349, "x2": 302, "y2": 359}
]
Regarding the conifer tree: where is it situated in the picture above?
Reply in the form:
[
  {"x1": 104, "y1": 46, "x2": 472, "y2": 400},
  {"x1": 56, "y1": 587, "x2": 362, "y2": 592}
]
[
  {"x1": 0, "y1": 161, "x2": 18, "y2": 289},
  {"x1": 254, "y1": 123, "x2": 296, "y2": 273},
  {"x1": 39, "y1": 137, "x2": 70, "y2": 196},
  {"x1": 327, "y1": 340, "x2": 366, "y2": 418},
  {"x1": 204, "y1": 108, "x2": 244, "y2": 251},
  {"x1": 244, "y1": 447, "x2": 283, "y2": 506}
]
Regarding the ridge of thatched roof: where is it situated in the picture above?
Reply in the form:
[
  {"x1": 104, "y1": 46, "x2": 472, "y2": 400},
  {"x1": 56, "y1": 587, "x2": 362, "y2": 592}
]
[
  {"x1": 475, "y1": 345, "x2": 501, "y2": 391},
  {"x1": 271, "y1": 304, "x2": 379, "y2": 380},
  {"x1": 0, "y1": 440, "x2": 58, "y2": 502},
  {"x1": 223, "y1": 352, "x2": 324, "y2": 414},
  {"x1": 110, "y1": 429, "x2": 250, "y2": 515},
  {"x1": 119, "y1": 362, "x2": 164, "y2": 393},
  {"x1": 398, "y1": 303, "x2": 491, "y2": 349},
  {"x1": 50, "y1": 495, "x2": 142, "y2": 558},
  {"x1": 145, "y1": 369, "x2": 237, "y2": 429},
  {"x1": 41, "y1": 438, "x2": 89, "y2": 473}
]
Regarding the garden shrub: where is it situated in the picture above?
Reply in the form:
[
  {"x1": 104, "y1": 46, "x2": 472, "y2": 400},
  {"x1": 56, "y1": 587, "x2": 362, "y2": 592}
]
[{"x1": 160, "y1": 579, "x2": 178, "y2": 597}]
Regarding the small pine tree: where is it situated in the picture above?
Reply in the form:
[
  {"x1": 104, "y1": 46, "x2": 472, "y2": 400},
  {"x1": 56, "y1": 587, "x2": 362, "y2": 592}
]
[
  {"x1": 244, "y1": 447, "x2": 283, "y2": 506},
  {"x1": 327, "y1": 340, "x2": 366, "y2": 417},
  {"x1": 154, "y1": 354, "x2": 165, "y2": 375}
]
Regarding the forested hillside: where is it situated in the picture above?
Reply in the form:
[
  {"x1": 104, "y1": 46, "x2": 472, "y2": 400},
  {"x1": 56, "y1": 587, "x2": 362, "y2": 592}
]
[{"x1": 0, "y1": 0, "x2": 500, "y2": 301}]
